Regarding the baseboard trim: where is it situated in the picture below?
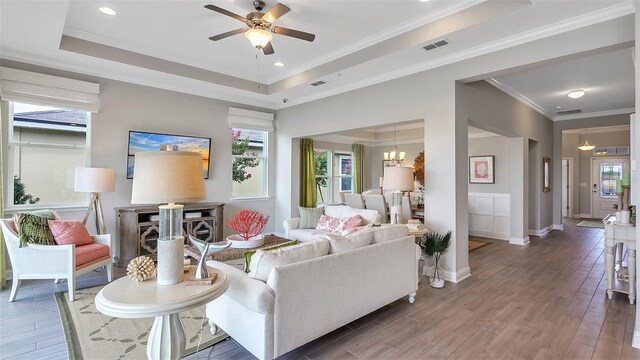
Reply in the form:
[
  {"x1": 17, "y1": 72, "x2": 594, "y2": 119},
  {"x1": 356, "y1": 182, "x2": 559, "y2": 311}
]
[
  {"x1": 422, "y1": 266, "x2": 471, "y2": 284},
  {"x1": 633, "y1": 330, "x2": 640, "y2": 349},
  {"x1": 553, "y1": 223, "x2": 564, "y2": 231},
  {"x1": 528, "y1": 225, "x2": 552, "y2": 237},
  {"x1": 509, "y1": 236, "x2": 530, "y2": 246},
  {"x1": 469, "y1": 230, "x2": 509, "y2": 241}
]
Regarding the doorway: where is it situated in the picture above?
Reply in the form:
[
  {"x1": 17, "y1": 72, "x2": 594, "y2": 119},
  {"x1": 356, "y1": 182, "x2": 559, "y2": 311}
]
[
  {"x1": 591, "y1": 157, "x2": 630, "y2": 219},
  {"x1": 561, "y1": 158, "x2": 572, "y2": 217}
]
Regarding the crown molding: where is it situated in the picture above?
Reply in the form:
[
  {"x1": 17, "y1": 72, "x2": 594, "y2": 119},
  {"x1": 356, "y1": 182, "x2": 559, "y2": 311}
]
[
  {"x1": 554, "y1": 108, "x2": 635, "y2": 121},
  {"x1": 468, "y1": 132, "x2": 500, "y2": 139},
  {"x1": 563, "y1": 124, "x2": 630, "y2": 134},
  {"x1": 276, "y1": 1, "x2": 634, "y2": 109},
  {"x1": 484, "y1": 78, "x2": 553, "y2": 120}
]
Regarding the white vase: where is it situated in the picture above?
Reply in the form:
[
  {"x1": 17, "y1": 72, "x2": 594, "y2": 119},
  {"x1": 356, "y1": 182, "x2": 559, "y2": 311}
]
[{"x1": 227, "y1": 234, "x2": 265, "y2": 248}]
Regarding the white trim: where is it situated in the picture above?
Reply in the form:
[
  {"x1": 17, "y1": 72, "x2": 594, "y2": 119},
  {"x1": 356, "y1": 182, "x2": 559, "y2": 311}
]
[
  {"x1": 509, "y1": 236, "x2": 530, "y2": 246},
  {"x1": 564, "y1": 125, "x2": 630, "y2": 134},
  {"x1": 470, "y1": 230, "x2": 509, "y2": 241},
  {"x1": 553, "y1": 223, "x2": 564, "y2": 231},
  {"x1": 528, "y1": 225, "x2": 552, "y2": 237},
  {"x1": 468, "y1": 192, "x2": 511, "y2": 198},
  {"x1": 562, "y1": 157, "x2": 573, "y2": 218},
  {"x1": 555, "y1": 108, "x2": 635, "y2": 121},
  {"x1": 423, "y1": 266, "x2": 471, "y2": 283},
  {"x1": 485, "y1": 78, "x2": 554, "y2": 120},
  {"x1": 633, "y1": 330, "x2": 640, "y2": 349},
  {"x1": 468, "y1": 132, "x2": 501, "y2": 139}
]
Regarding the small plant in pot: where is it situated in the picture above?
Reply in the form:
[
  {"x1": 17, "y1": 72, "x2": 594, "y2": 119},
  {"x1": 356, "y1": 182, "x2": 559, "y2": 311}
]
[
  {"x1": 225, "y1": 210, "x2": 270, "y2": 249},
  {"x1": 419, "y1": 231, "x2": 452, "y2": 289}
]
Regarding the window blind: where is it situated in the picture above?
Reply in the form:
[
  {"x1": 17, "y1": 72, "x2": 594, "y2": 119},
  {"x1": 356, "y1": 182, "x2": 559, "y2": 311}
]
[
  {"x1": 0, "y1": 67, "x2": 100, "y2": 112},
  {"x1": 228, "y1": 107, "x2": 274, "y2": 132}
]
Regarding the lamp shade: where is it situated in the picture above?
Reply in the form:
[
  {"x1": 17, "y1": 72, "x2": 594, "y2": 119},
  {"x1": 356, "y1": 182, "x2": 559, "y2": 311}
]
[
  {"x1": 74, "y1": 167, "x2": 115, "y2": 193},
  {"x1": 131, "y1": 151, "x2": 205, "y2": 204},
  {"x1": 245, "y1": 28, "x2": 273, "y2": 48},
  {"x1": 383, "y1": 166, "x2": 414, "y2": 191}
]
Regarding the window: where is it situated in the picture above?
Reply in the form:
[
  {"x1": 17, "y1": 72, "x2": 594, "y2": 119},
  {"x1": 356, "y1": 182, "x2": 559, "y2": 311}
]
[
  {"x1": 599, "y1": 162, "x2": 623, "y2": 198},
  {"x1": 314, "y1": 149, "x2": 353, "y2": 204},
  {"x1": 232, "y1": 128, "x2": 268, "y2": 198},
  {"x1": 7, "y1": 101, "x2": 89, "y2": 208}
]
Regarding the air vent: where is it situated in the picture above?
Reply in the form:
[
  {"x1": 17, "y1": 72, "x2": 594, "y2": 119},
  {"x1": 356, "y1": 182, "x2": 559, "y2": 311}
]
[
  {"x1": 556, "y1": 109, "x2": 582, "y2": 116},
  {"x1": 423, "y1": 39, "x2": 450, "y2": 51},
  {"x1": 310, "y1": 80, "x2": 326, "y2": 87}
]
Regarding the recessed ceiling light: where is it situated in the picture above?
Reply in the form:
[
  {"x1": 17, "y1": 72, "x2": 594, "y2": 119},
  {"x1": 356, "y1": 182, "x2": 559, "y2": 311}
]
[
  {"x1": 419, "y1": 0, "x2": 431, "y2": 2},
  {"x1": 274, "y1": 62, "x2": 284, "y2": 67},
  {"x1": 568, "y1": 90, "x2": 585, "y2": 99},
  {"x1": 99, "y1": 7, "x2": 117, "y2": 16}
]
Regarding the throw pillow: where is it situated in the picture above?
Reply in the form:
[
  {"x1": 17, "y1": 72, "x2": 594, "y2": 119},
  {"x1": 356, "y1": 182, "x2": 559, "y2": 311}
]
[
  {"x1": 343, "y1": 215, "x2": 364, "y2": 230},
  {"x1": 298, "y1": 206, "x2": 324, "y2": 229},
  {"x1": 12, "y1": 210, "x2": 60, "y2": 234},
  {"x1": 248, "y1": 239, "x2": 330, "y2": 282},
  {"x1": 243, "y1": 240, "x2": 299, "y2": 273},
  {"x1": 17, "y1": 212, "x2": 56, "y2": 248},
  {"x1": 48, "y1": 220, "x2": 94, "y2": 246}
]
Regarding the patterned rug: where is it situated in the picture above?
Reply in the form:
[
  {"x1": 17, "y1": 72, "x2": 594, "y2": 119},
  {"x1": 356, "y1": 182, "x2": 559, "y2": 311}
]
[
  {"x1": 55, "y1": 285, "x2": 228, "y2": 360},
  {"x1": 469, "y1": 239, "x2": 491, "y2": 252},
  {"x1": 576, "y1": 220, "x2": 604, "y2": 229}
]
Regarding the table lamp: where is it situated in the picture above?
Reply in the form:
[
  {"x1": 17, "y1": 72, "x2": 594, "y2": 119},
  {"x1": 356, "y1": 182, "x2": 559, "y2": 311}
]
[
  {"x1": 131, "y1": 151, "x2": 205, "y2": 285},
  {"x1": 383, "y1": 166, "x2": 414, "y2": 224},
  {"x1": 74, "y1": 167, "x2": 116, "y2": 234}
]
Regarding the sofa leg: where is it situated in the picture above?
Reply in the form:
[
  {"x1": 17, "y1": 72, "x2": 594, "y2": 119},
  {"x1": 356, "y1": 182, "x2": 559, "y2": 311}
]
[
  {"x1": 209, "y1": 319, "x2": 218, "y2": 335},
  {"x1": 408, "y1": 292, "x2": 416, "y2": 304},
  {"x1": 9, "y1": 278, "x2": 21, "y2": 302}
]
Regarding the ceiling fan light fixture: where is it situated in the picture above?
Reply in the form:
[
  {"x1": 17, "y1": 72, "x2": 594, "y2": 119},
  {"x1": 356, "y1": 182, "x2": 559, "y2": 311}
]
[
  {"x1": 245, "y1": 28, "x2": 273, "y2": 48},
  {"x1": 568, "y1": 90, "x2": 585, "y2": 99}
]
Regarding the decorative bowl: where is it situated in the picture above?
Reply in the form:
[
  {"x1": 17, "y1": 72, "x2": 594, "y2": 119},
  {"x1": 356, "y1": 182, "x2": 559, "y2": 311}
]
[{"x1": 226, "y1": 234, "x2": 265, "y2": 248}]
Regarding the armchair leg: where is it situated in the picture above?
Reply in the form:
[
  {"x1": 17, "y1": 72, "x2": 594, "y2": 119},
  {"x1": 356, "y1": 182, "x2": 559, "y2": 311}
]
[
  {"x1": 209, "y1": 319, "x2": 218, "y2": 335},
  {"x1": 68, "y1": 277, "x2": 76, "y2": 302},
  {"x1": 9, "y1": 278, "x2": 21, "y2": 302},
  {"x1": 106, "y1": 263, "x2": 113, "y2": 282}
]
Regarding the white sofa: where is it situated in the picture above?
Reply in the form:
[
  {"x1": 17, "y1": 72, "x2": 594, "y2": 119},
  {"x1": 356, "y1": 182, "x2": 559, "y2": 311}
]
[
  {"x1": 205, "y1": 225, "x2": 419, "y2": 360},
  {"x1": 283, "y1": 205, "x2": 380, "y2": 242}
]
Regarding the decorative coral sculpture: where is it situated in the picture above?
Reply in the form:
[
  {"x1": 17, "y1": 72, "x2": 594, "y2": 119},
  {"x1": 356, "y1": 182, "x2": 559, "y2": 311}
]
[
  {"x1": 225, "y1": 209, "x2": 270, "y2": 240},
  {"x1": 127, "y1": 256, "x2": 155, "y2": 282}
]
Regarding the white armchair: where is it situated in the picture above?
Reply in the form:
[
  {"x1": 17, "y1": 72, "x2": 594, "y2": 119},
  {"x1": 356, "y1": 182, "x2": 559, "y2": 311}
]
[{"x1": 1, "y1": 219, "x2": 113, "y2": 302}]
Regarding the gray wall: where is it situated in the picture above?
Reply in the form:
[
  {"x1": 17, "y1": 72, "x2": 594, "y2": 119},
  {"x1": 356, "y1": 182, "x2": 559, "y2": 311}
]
[
  {"x1": 468, "y1": 135, "x2": 511, "y2": 194},
  {"x1": 562, "y1": 129, "x2": 630, "y2": 216}
]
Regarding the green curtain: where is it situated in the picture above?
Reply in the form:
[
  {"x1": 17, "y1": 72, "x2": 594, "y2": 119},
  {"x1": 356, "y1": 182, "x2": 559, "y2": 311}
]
[
  {"x1": 0, "y1": 106, "x2": 5, "y2": 289},
  {"x1": 352, "y1": 143, "x2": 365, "y2": 194},
  {"x1": 299, "y1": 138, "x2": 317, "y2": 207}
]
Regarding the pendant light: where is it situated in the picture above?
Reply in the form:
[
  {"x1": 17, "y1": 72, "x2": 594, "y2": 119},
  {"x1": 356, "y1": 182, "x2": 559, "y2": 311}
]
[
  {"x1": 578, "y1": 128, "x2": 595, "y2": 151},
  {"x1": 383, "y1": 126, "x2": 405, "y2": 163}
]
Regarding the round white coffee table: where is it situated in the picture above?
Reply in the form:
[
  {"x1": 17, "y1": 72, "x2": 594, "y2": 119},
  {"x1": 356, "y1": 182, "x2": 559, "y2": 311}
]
[{"x1": 95, "y1": 266, "x2": 229, "y2": 360}]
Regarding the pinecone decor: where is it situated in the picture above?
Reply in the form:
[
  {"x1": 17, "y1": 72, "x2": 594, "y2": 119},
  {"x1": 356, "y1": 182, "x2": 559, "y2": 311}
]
[{"x1": 127, "y1": 256, "x2": 155, "y2": 282}]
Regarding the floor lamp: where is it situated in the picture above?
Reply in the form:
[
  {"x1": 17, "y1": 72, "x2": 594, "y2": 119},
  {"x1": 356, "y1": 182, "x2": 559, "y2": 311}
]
[
  {"x1": 130, "y1": 151, "x2": 205, "y2": 286},
  {"x1": 383, "y1": 166, "x2": 414, "y2": 224},
  {"x1": 75, "y1": 167, "x2": 116, "y2": 234}
]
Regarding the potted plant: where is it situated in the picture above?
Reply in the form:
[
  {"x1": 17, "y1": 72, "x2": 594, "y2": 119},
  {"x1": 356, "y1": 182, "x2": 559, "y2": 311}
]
[
  {"x1": 419, "y1": 231, "x2": 452, "y2": 288},
  {"x1": 225, "y1": 210, "x2": 270, "y2": 248}
]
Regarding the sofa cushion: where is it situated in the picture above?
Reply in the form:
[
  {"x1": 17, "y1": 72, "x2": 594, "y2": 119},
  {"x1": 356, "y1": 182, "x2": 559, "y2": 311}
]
[
  {"x1": 248, "y1": 239, "x2": 330, "y2": 282},
  {"x1": 243, "y1": 240, "x2": 299, "y2": 273},
  {"x1": 17, "y1": 212, "x2": 56, "y2": 248},
  {"x1": 324, "y1": 229, "x2": 373, "y2": 254},
  {"x1": 48, "y1": 220, "x2": 93, "y2": 246},
  {"x1": 298, "y1": 206, "x2": 324, "y2": 229},
  {"x1": 288, "y1": 228, "x2": 338, "y2": 242},
  {"x1": 75, "y1": 243, "x2": 110, "y2": 268},
  {"x1": 371, "y1": 225, "x2": 409, "y2": 244},
  {"x1": 323, "y1": 205, "x2": 346, "y2": 218}
]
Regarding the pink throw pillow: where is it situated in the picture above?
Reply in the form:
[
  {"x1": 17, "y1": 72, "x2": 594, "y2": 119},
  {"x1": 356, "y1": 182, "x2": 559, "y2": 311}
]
[
  {"x1": 48, "y1": 220, "x2": 94, "y2": 246},
  {"x1": 343, "y1": 215, "x2": 364, "y2": 230}
]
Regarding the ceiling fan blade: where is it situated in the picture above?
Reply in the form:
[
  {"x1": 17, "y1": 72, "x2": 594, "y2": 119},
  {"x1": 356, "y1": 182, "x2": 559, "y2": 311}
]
[
  {"x1": 204, "y1": 4, "x2": 246, "y2": 23},
  {"x1": 261, "y1": 3, "x2": 290, "y2": 23},
  {"x1": 262, "y1": 42, "x2": 275, "y2": 55},
  {"x1": 272, "y1": 26, "x2": 315, "y2": 42},
  {"x1": 209, "y1": 28, "x2": 247, "y2": 41}
]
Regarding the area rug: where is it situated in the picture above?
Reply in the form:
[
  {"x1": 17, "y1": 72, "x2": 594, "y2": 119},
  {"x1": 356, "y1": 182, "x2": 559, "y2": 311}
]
[
  {"x1": 576, "y1": 220, "x2": 604, "y2": 229},
  {"x1": 55, "y1": 286, "x2": 228, "y2": 360},
  {"x1": 469, "y1": 239, "x2": 491, "y2": 252}
]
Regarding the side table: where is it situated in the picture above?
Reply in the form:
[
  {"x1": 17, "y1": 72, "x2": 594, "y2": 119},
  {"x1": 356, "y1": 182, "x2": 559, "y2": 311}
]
[
  {"x1": 603, "y1": 215, "x2": 636, "y2": 304},
  {"x1": 95, "y1": 266, "x2": 229, "y2": 360}
]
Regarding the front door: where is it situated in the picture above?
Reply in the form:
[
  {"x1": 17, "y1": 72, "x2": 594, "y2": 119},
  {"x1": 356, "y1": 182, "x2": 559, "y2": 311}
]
[{"x1": 591, "y1": 158, "x2": 630, "y2": 219}]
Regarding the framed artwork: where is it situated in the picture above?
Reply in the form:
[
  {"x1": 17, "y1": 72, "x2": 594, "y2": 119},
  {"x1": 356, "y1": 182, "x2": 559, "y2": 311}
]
[
  {"x1": 127, "y1": 131, "x2": 211, "y2": 179},
  {"x1": 469, "y1": 155, "x2": 495, "y2": 184},
  {"x1": 542, "y1": 157, "x2": 551, "y2": 192}
]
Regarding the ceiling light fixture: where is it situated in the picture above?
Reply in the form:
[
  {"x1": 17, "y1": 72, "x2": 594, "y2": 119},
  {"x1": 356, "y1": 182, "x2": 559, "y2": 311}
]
[
  {"x1": 98, "y1": 7, "x2": 117, "y2": 16},
  {"x1": 274, "y1": 62, "x2": 284, "y2": 67},
  {"x1": 383, "y1": 126, "x2": 406, "y2": 164},
  {"x1": 245, "y1": 27, "x2": 273, "y2": 49},
  {"x1": 578, "y1": 128, "x2": 595, "y2": 151},
  {"x1": 419, "y1": 0, "x2": 431, "y2": 2},
  {"x1": 568, "y1": 90, "x2": 585, "y2": 99}
]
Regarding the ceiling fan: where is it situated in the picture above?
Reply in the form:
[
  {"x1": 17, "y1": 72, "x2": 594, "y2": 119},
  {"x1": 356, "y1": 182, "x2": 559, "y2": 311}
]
[{"x1": 205, "y1": 1, "x2": 316, "y2": 55}]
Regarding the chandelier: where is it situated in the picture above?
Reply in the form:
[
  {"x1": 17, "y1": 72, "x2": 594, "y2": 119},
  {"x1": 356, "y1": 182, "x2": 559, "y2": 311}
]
[
  {"x1": 383, "y1": 126, "x2": 405, "y2": 163},
  {"x1": 578, "y1": 128, "x2": 595, "y2": 151}
]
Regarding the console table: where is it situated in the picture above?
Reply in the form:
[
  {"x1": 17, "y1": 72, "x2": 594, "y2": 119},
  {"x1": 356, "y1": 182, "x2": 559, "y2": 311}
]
[
  {"x1": 95, "y1": 266, "x2": 229, "y2": 360},
  {"x1": 114, "y1": 203, "x2": 224, "y2": 267},
  {"x1": 603, "y1": 214, "x2": 636, "y2": 304}
]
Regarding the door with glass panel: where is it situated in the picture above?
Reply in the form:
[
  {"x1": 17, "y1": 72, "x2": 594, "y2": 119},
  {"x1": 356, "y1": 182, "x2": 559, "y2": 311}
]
[{"x1": 591, "y1": 158, "x2": 630, "y2": 219}]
